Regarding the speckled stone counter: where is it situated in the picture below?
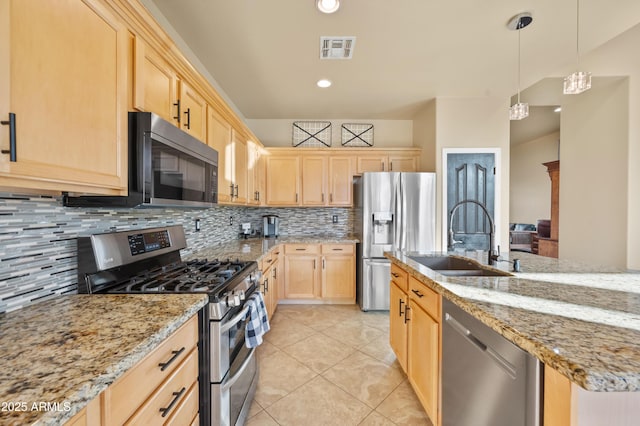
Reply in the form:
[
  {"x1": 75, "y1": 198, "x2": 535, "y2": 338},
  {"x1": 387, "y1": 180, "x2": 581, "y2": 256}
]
[
  {"x1": 0, "y1": 294, "x2": 208, "y2": 425},
  {"x1": 184, "y1": 235, "x2": 359, "y2": 263},
  {"x1": 386, "y1": 250, "x2": 640, "y2": 392}
]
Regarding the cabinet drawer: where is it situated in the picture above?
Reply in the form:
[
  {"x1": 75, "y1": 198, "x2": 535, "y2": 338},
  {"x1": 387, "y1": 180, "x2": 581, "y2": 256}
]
[
  {"x1": 409, "y1": 276, "x2": 440, "y2": 320},
  {"x1": 105, "y1": 316, "x2": 198, "y2": 425},
  {"x1": 390, "y1": 263, "x2": 409, "y2": 292},
  {"x1": 284, "y1": 244, "x2": 320, "y2": 254},
  {"x1": 321, "y1": 243, "x2": 354, "y2": 254},
  {"x1": 125, "y1": 347, "x2": 199, "y2": 425},
  {"x1": 259, "y1": 252, "x2": 273, "y2": 271},
  {"x1": 165, "y1": 381, "x2": 199, "y2": 426}
]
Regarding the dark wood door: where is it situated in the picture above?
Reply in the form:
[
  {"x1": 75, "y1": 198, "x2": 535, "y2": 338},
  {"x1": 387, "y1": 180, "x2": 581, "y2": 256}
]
[{"x1": 446, "y1": 153, "x2": 495, "y2": 251}]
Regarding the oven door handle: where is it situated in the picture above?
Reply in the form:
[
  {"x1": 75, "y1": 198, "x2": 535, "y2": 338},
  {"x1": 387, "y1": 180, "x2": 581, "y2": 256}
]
[
  {"x1": 220, "y1": 305, "x2": 250, "y2": 334},
  {"x1": 222, "y1": 347, "x2": 256, "y2": 392}
]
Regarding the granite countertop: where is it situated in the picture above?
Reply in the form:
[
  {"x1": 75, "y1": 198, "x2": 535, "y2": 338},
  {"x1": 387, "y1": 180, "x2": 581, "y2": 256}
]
[
  {"x1": 185, "y1": 235, "x2": 359, "y2": 263},
  {"x1": 385, "y1": 250, "x2": 640, "y2": 392},
  {"x1": 0, "y1": 294, "x2": 208, "y2": 425}
]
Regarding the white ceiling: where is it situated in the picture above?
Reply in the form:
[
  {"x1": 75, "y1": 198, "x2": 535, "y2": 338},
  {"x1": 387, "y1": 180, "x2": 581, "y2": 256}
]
[{"x1": 145, "y1": 0, "x2": 640, "y2": 124}]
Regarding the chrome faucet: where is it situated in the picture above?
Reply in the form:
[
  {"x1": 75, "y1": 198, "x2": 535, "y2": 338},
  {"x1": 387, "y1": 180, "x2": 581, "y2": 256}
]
[{"x1": 448, "y1": 199, "x2": 499, "y2": 266}]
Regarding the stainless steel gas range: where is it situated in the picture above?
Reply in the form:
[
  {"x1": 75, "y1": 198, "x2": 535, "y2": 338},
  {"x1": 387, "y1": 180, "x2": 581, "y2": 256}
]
[{"x1": 77, "y1": 225, "x2": 261, "y2": 426}]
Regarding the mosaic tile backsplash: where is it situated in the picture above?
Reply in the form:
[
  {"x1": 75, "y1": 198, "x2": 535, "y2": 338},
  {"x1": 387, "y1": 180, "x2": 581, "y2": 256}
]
[{"x1": 0, "y1": 194, "x2": 353, "y2": 313}]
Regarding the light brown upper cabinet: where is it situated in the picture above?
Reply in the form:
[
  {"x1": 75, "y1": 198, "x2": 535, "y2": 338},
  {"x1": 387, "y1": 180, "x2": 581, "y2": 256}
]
[
  {"x1": 0, "y1": 0, "x2": 128, "y2": 195},
  {"x1": 356, "y1": 153, "x2": 418, "y2": 173},
  {"x1": 179, "y1": 80, "x2": 207, "y2": 142},
  {"x1": 328, "y1": 156, "x2": 353, "y2": 206},
  {"x1": 301, "y1": 156, "x2": 327, "y2": 206},
  {"x1": 134, "y1": 39, "x2": 207, "y2": 143},
  {"x1": 265, "y1": 155, "x2": 300, "y2": 206},
  {"x1": 246, "y1": 140, "x2": 264, "y2": 205},
  {"x1": 133, "y1": 39, "x2": 179, "y2": 125},
  {"x1": 231, "y1": 129, "x2": 248, "y2": 204}
]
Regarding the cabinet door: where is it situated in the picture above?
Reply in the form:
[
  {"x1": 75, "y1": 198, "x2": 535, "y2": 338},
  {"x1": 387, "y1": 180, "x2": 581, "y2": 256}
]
[
  {"x1": 408, "y1": 300, "x2": 439, "y2": 425},
  {"x1": 284, "y1": 255, "x2": 320, "y2": 299},
  {"x1": 232, "y1": 130, "x2": 248, "y2": 204},
  {"x1": 389, "y1": 156, "x2": 418, "y2": 172},
  {"x1": 322, "y1": 254, "x2": 355, "y2": 301},
  {"x1": 301, "y1": 156, "x2": 327, "y2": 205},
  {"x1": 1, "y1": 0, "x2": 127, "y2": 195},
  {"x1": 207, "y1": 107, "x2": 233, "y2": 203},
  {"x1": 133, "y1": 39, "x2": 179, "y2": 124},
  {"x1": 357, "y1": 156, "x2": 387, "y2": 173},
  {"x1": 265, "y1": 156, "x2": 300, "y2": 205},
  {"x1": 179, "y1": 80, "x2": 207, "y2": 142},
  {"x1": 390, "y1": 281, "x2": 408, "y2": 372},
  {"x1": 328, "y1": 157, "x2": 353, "y2": 206},
  {"x1": 246, "y1": 140, "x2": 260, "y2": 205},
  {"x1": 260, "y1": 266, "x2": 273, "y2": 318}
]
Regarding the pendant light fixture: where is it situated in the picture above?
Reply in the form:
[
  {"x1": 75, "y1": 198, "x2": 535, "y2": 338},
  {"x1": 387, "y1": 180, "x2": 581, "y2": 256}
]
[
  {"x1": 563, "y1": 0, "x2": 591, "y2": 94},
  {"x1": 508, "y1": 12, "x2": 533, "y2": 121}
]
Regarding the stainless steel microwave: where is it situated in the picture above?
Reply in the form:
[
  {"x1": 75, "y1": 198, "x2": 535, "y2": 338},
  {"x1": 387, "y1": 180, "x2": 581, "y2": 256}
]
[{"x1": 64, "y1": 112, "x2": 218, "y2": 208}]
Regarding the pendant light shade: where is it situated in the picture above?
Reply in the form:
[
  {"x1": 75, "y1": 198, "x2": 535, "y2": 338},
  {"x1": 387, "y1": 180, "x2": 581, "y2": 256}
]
[
  {"x1": 508, "y1": 13, "x2": 532, "y2": 121},
  {"x1": 564, "y1": 0, "x2": 591, "y2": 94}
]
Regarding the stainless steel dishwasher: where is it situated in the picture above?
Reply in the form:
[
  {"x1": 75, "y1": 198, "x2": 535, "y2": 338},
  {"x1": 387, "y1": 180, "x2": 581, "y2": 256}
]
[{"x1": 441, "y1": 299, "x2": 542, "y2": 426}]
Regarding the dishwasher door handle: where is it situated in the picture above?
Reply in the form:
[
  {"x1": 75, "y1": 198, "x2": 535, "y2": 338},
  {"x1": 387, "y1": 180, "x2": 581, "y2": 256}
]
[{"x1": 445, "y1": 312, "x2": 517, "y2": 379}]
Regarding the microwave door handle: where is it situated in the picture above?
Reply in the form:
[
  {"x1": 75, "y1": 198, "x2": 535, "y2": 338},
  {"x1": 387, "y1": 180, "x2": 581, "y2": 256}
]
[
  {"x1": 222, "y1": 347, "x2": 256, "y2": 392},
  {"x1": 220, "y1": 305, "x2": 250, "y2": 333}
]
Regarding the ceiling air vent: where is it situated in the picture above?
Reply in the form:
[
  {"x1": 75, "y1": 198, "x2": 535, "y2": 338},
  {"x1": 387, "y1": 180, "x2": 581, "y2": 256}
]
[{"x1": 320, "y1": 36, "x2": 356, "y2": 59}]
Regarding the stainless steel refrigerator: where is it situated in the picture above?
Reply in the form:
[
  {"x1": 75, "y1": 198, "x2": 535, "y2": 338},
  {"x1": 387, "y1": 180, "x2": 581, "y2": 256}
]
[{"x1": 354, "y1": 172, "x2": 436, "y2": 311}]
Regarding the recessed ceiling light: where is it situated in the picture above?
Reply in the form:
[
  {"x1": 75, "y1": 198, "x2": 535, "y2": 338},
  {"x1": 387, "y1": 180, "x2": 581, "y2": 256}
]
[
  {"x1": 317, "y1": 0, "x2": 340, "y2": 14},
  {"x1": 554, "y1": 107, "x2": 562, "y2": 112},
  {"x1": 317, "y1": 79, "x2": 332, "y2": 88}
]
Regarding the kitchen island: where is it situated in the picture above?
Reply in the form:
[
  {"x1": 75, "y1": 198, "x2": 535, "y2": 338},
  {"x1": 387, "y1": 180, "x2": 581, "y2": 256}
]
[
  {"x1": 386, "y1": 250, "x2": 640, "y2": 425},
  {"x1": 0, "y1": 294, "x2": 207, "y2": 425}
]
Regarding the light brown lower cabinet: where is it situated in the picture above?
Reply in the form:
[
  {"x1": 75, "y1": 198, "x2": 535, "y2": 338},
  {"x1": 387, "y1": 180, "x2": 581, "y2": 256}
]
[
  {"x1": 260, "y1": 250, "x2": 278, "y2": 318},
  {"x1": 282, "y1": 243, "x2": 355, "y2": 303},
  {"x1": 389, "y1": 265, "x2": 441, "y2": 426},
  {"x1": 64, "y1": 315, "x2": 199, "y2": 426}
]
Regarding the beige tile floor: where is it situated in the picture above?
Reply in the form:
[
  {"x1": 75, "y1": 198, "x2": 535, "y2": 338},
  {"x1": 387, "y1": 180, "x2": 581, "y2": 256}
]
[{"x1": 246, "y1": 304, "x2": 433, "y2": 426}]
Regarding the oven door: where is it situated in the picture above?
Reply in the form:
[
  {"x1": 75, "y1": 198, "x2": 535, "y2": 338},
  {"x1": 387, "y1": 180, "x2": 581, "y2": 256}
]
[
  {"x1": 212, "y1": 345, "x2": 258, "y2": 426},
  {"x1": 210, "y1": 303, "x2": 251, "y2": 383}
]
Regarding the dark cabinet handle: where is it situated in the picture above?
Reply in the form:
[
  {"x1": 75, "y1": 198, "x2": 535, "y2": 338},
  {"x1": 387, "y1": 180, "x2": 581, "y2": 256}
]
[
  {"x1": 332, "y1": 248, "x2": 343, "y2": 251},
  {"x1": 295, "y1": 248, "x2": 306, "y2": 251},
  {"x1": 399, "y1": 299, "x2": 405, "y2": 316},
  {"x1": 235, "y1": 184, "x2": 239, "y2": 197},
  {"x1": 313, "y1": 259, "x2": 316, "y2": 269},
  {"x1": 322, "y1": 258, "x2": 325, "y2": 269},
  {"x1": 184, "y1": 107, "x2": 191, "y2": 129},
  {"x1": 411, "y1": 289, "x2": 424, "y2": 298},
  {"x1": 230, "y1": 184, "x2": 235, "y2": 198},
  {"x1": 381, "y1": 162, "x2": 385, "y2": 171},
  {"x1": 173, "y1": 100, "x2": 181, "y2": 123},
  {"x1": 272, "y1": 267, "x2": 277, "y2": 279},
  {"x1": 404, "y1": 305, "x2": 410, "y2": 323},
  {"x1": 390, "y1": 161, "x2": 393, "y2": 171},
  {"x1": 158, "y1": 347, "x2": 186, "y2": 371},
  {"x1": 391, "y1": 272, "x2": 400, "y2": 278},
  {"x1": 263, "y1": 277, "x2": 269, "y2": 292},
  {"x1": 1, "y1": 113, "x2": 16, "y2": 162},
  {"x1": 159, "y1": 386, "x2": 186, "y2": 418},
  {"x1": 330, "y1": 193, "x2": 333, "y2": 203},
  {"x1": 257, "y1": 191, "x2": 260, "y2": 201},
  {"x1": 295, "y1": 193, "x2": 298, "y2": 203}
]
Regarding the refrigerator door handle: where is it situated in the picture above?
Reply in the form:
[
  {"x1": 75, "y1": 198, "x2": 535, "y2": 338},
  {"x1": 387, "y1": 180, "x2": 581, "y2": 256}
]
[{"x1": 394, "y1": 174, "x2": 404, "y2": 252}]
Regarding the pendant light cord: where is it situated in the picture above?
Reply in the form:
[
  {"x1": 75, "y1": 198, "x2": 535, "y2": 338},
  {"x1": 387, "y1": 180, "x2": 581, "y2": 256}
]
[
  {"x1": 576, "y1": 0, "x2": 580, "y2": 67},
  {"x1": 517, "y1": 25, "x2": 522, "y2": 104}
]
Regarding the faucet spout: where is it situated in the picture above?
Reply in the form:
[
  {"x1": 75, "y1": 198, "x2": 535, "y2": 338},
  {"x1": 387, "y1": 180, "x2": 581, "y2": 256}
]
[{"x1": 448, "y1": 199, "x2": 499, "y2": 266}]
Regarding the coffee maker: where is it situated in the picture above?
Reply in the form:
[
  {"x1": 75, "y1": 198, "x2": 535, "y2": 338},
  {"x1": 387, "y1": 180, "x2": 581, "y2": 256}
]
[{"x1": 263, "y1": 215, "x2": 279, "y2": 238}]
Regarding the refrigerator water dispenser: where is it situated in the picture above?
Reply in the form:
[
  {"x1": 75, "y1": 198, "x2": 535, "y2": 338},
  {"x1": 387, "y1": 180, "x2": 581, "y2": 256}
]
[{"x1": 372, "y1": 212, "x2": 393, "y2": 245}]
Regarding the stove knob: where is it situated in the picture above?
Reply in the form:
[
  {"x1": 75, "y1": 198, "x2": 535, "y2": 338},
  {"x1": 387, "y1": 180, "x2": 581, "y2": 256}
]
[
  {"x1": 233, "y1": 293, "x2": 241, "y2": 306},
  {"x1": 238, "y1": 290, "x2": 245, "y2": 301}
]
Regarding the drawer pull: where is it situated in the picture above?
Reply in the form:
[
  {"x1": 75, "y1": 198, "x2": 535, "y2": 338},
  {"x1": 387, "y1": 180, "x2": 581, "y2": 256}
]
[
  {"x1": 332, "y1": 248, "x2": 344, "y2": 251},
  {"x1": 404, "y1": 305, "x2": 411, "y2": 323},
  {"x1": 391, "y1": 272, "x2": 400, "y2": 278},
  {"x1": 1, "y1": 113, "x2": 17, "y2": 162},
  {"x1": 295, "y1": 248, "x2": 306, "y2": 251},
  {"x1": 159, "y1": 386, "x2": 186, "y2": 418},
  {"x1": 158, "y1": 347, "x2": 186, "y2": 372},
  {"x1": 411, "y1": 289, "x2": 424, "y2": 298},
  {"x1": 399, "y1": 299, "x2": 405, "y2": 316}
]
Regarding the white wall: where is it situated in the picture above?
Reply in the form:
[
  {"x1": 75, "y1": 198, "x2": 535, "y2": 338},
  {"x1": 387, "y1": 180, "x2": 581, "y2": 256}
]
[
  {"x1": 510, "y1": 131, "x2": 559, "y2": 225},
  {"x1": 559, "y1": 78, "x2": 629, "y2": 268},
  {"x1": 412, "y1": 100, "x2": 437, "y2": 172},
  {"x1": 434, "y1": 97, "x2": 511, "y2": 251},
  {"x1": 246, "y1": 119, "x2": 414, "y2": 147}
]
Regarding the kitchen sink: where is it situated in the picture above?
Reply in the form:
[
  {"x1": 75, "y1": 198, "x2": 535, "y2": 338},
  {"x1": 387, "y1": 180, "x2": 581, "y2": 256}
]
[{"x1": 407, "y1": 255, "x2": 511, "y2": 277}]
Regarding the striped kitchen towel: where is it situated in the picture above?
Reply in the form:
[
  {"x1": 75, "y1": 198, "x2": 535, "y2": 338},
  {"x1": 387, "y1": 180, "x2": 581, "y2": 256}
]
[{"x1": 245, "y1": 291, "x2": 271, "y2": 348}]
